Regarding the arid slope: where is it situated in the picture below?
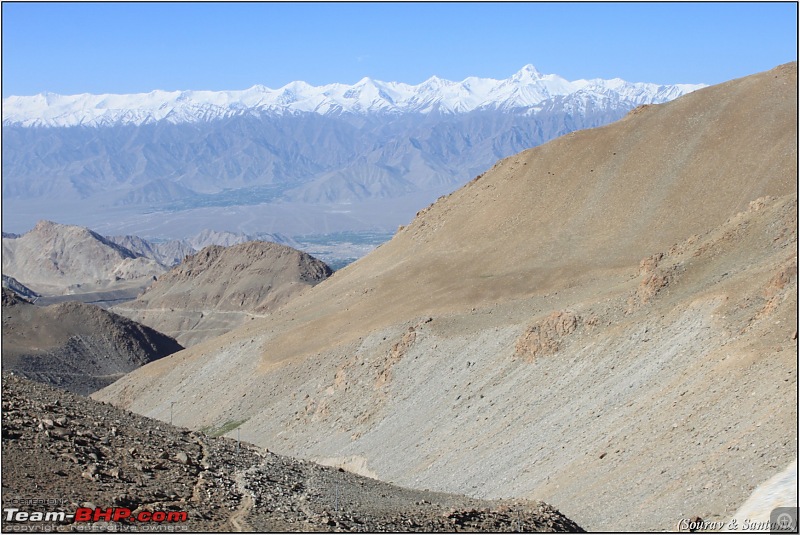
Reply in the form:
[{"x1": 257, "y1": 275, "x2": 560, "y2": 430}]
[
  {"x1": 2, "y1": 289, "x2": 183, "y2": 394},
  {"x1": 95, "y1": 63, "x2": 798, "y2": 531},
  {"x1": 3, "y1": 374, "x2": 582, "y2": 532},
  {"x1": 111, "y1": 241, "x2": 332, "y2": 346},
  {"x1": 2, "y1": 220, "x2": 165, "y2": 296}
]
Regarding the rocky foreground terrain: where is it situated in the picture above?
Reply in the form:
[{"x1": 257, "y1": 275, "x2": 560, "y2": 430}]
[
  {"x1": 1, "y1": 374, "x2": 583, "y2": 532},
  {"x1": 1, "y1": 289, "x2": 183, "y2": 395}
]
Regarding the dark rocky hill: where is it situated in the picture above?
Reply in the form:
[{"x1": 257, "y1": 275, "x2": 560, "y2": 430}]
[{"x1": 1, "y1": 289, "x2": 183, "y2": 395}]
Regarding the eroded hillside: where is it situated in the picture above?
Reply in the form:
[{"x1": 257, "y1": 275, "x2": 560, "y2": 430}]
[
  {"x1": 111, "y1": 241, "x2": 332, "y2": 346},
  {"x1": 94, "y1": 63, "x2": 798, "y2": 531},
  {"x1": 3, "y1": 374, "x2": 583, "y2": 532},
  {"x1": 2, "y1": 220, "x2": 165, "y2": 297},
  {"x1": 2, "y1": 289, "x2": 183, "y2": 395}
]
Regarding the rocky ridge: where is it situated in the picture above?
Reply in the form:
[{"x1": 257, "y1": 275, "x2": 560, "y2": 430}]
[
  {"x1": 2, "y1": 374, "x2": 583, "y2": 532},
  {"x1": 111, "y1": 241, "x2": 332, "y2": 346},
  {"x1": 1, "y1": 288, "x2": 183, "y2": 395},
  {"x1": 105, "y1": 229, "x2": 300, "y2": 268}
]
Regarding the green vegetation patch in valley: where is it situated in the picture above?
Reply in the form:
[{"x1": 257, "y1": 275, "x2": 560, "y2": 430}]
[{"x1": 200, "y1": 418, "x2": 249, "y2": 437}]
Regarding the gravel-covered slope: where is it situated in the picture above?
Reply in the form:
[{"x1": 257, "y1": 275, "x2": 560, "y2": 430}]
[{"x1": 2, "y1": 374, "x2": 583, "y2": 532}]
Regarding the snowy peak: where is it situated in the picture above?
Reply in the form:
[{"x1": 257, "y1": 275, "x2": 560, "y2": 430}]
[
  {"x1": 2, "y1": 66, "x2": 706, "y2": 127},
  {"x1": 511, "y1": 64, "x2": 544, "y2": 82}
]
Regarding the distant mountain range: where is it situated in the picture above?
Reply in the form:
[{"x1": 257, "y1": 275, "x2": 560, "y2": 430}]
[
  {"x1": 1, "y1": 220, "x2": 298, "y2": 296},
  {"x1": 1, "y1": 66, "x2": 705, "y2": 237},
  {"x1": 2, "y1": 65, "x2": 704, "y2": 127}
]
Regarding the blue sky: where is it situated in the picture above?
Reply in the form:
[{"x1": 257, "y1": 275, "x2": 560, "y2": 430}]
[{"x1": 2, "y1": 2, "x2": 797, "y2": 97}]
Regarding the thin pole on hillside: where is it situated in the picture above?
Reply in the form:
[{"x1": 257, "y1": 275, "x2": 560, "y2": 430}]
[{"x1": 335, "y1": 477, "x2": 339, "y2": 513}]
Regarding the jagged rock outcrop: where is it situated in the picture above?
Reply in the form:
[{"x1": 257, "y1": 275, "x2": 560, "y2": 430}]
[{"x1": 2, "y1": 274, "x2": 39, "y2": 300}]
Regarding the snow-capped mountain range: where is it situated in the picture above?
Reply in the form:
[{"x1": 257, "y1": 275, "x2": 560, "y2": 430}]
[
  {"x1": 2, "y1": 65, "x2": 705, "y2": 127},
  {"x1": 2, "y1": 65, "x2": 708, "y2": 241}
]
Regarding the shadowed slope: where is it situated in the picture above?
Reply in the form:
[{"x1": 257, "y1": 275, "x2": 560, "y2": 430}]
[{"x1": 2, "y1": 289, "x2": 183, "y2": 394}]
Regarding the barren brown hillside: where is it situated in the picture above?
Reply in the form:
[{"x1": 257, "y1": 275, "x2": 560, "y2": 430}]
[
  {"x1": 2, "y1": 220, "x2": 165, "y2": 296},
  {"x1": 2, "y1": 289, "x2": 183, "y2": 394},
  {"x1": 95, "y1": 63, "x2": 798, "y2": 531},
  {"x1": 111, "y1": 241, "x2": 332, "y2": 346}
]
